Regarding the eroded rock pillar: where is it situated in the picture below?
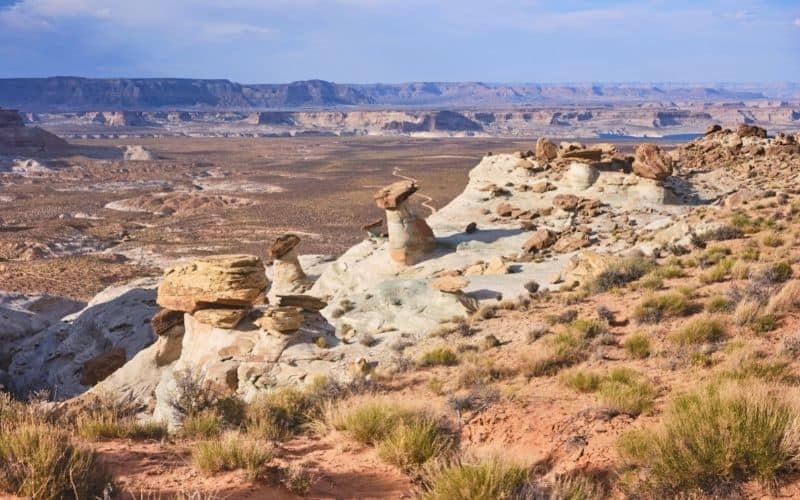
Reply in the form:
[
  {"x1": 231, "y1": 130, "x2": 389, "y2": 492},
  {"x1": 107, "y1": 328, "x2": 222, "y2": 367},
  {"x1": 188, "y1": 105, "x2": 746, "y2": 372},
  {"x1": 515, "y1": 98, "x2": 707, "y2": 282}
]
[{"x1": 374, "y1": 180, "x2": 435, "y2": 265}]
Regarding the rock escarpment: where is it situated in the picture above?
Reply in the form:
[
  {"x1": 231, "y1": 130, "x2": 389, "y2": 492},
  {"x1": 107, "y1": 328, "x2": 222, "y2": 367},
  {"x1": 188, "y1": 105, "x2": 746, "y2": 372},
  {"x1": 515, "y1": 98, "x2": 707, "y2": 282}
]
[{"x1": 0, "y1": 107, "x2": 67, "y2": 149}]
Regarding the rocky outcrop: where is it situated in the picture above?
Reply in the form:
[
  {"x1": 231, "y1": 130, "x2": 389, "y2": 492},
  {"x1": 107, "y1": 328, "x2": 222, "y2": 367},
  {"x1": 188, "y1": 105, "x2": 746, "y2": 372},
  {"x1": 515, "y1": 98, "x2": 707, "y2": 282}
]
[
  {"x1": 535, "y1": 138, "x2": 558, "y2": 161},
  {"x1": 157, "y1": 255, "x2": 268, "y2": 328},
  {"x1": 123, "y1": 145, "x2": 155, "y2": 161},
  {"x1": 0, "y1": 107, "x2": 68, "y2": 149},
  {"x1": 632, "y1": 144, "x2": 673, "y2": 181},
  {"x1": 374, "y1": 181, "x2": 436, "y2": 265}
]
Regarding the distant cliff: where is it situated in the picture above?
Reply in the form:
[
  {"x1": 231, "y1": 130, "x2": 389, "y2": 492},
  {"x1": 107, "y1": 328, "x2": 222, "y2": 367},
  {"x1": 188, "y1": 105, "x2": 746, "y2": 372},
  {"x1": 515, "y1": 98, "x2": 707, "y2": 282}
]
[{"x1": 1, "y1": 77, "x2": 797, "y2": 111}]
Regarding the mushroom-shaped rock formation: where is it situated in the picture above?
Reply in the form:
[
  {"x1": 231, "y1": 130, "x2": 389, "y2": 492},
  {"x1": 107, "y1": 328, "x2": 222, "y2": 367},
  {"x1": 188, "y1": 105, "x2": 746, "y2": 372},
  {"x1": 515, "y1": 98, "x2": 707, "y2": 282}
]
[
  {"x1": 269, "y1": 234, "x2": 311, "y2": 299},
  {"x1": 157, "y1": 254, "x2": 267, "y2": 329},
  {"x1": 632, "y1": 144, "x2": 673, "y2": 181},
  {"x1": 373, "y1": 180, "x2": 436, "y2": 265}
]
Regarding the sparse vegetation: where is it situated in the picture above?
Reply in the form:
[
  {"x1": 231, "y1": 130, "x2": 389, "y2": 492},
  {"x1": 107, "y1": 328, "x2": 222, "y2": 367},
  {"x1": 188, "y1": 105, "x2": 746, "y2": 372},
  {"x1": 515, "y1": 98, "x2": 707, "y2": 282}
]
[
  {"x1": 617, "y1": 381, "x2": 800, "y2": 494},
  {"x1": 669, "y1": 317, "x2": 727, "y2": 346},
  {"x1": 561, "y1": 368, "x2": 654, "y2": 416},
  {"x1": 584, "y1": 255, "x2": 654, "y2": 293},
  {"x1": 192, "y1": 433, "x2": 272, "y2": 479},
  {"x1": 623, "y1": 333, "x2": 651, "y2": 359},
  {"x1": 419, "y1": 347, "x2": 459, "y2": 367},
  {"x1": 377, "y1": 416, "x2": 454, "y2": 472},
  {"x1": 421, "y1": 457, "x2": 529, "y2": 500},
  {"x1": 633, "y1": 292, "x2": 693, "y2": 324}
]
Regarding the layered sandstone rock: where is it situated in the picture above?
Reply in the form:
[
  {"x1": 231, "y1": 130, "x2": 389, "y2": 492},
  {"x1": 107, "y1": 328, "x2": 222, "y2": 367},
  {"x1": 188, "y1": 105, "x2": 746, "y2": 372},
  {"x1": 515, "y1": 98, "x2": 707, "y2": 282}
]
[
  {"x1": 374, "y1": 180, "x2": 436, "y2": 265},
  {"x1": 151, "y1": 309, "x2": 185, "y2": 367},
  {"x1": 157, "y1": 254, "x2": 267, "y2": 328},
  {"x1": 632, "y1": 144, "x2": 673, "y2": 181}
]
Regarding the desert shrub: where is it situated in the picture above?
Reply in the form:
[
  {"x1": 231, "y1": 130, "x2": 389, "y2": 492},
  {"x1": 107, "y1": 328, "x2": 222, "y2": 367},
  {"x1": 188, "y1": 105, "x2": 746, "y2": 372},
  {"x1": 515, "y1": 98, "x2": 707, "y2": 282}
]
[
  {"x1": 763, "y1": 261, "x2": 793, "y2": 284},
  {"x1": 763, "y1": 232, "x2": 784, "y2": 247},
  {"x1": 584, "y1": 255, "x2": 654, "y2": 293},
  {"x1": 546, "y1": 473, "x2": 605, "y2": 500},
  {"x1": 75, "y1": 393, "x2": 167, "y2": 441},
  {"x1": 623, "y1": 334, "x2": 651, "y2": 359},
  {"x1": 182, "y1": 409, "x2": 224, "y2": 439},
  {"x1": 669, "y1": 317, "x2": 727, "y2": 346},
  {"x1": 599, "y1": 376, "x2": 655, "y2": 416},
  {"x1": 655, "y1": 265, "x2": 684, "y2": 279},
  {"x1": 566, "y1": 318, "x2": 607, "y2": 338},
  {"x1": 523, "y1": 331, "x2": 588, "y2": 377},
  {"x1": 751, "y1": 314, "x2": 778, "y2": 334},
  {"x1": 784, "y1": 335, "x2": 800, "y2": 359},
  {"x1": 699, "y1": 258, "x2": 734, "y2": 284},
  {"x1": 377, "y1": 416, "x2": 454, "y2": 472},
  {"x1": 720, "y1": 354, "x2": 794, "y2": 383},
  {"x1": 633, "y1": 292, "x2": 693, "y2": 324},
  {"x1": 545, "y1": 309, "x2": 578, "y2": 325},
  {"x1": 419, "y1": 347, "x2": 459, "y2": 367},
  {"x1": 0, "y1": 423, "x2": 108, "y2": 500},
  {"x1": 767, "y1": 280, "x2": 800, "y2": 315},
  {"x1": 327, "y1": 400, "x2": 416, "y2": 445},
  {"x1": 561, "y1": 368, "x2": 654, "y2": 416},
  {"x1": 617, "y1": 381, "x2": 800, "y2": 494},
  {"x1": 699, "y1": 225, "x2": 743, "y2": 242},
  {"x1": 741, "y1": 242, "x2": 760, "y2": 261},
  {"x1": 169, "y1": 369, "x2": 218, "y2": 419},
  {"x1": 638, "y1": 273, "x2": 663, "y2": 291},
  {"x1": 246, "y1": 379, "x2": 340, "y2": 441},
  {"x1": 192, "y1": 433, "x2": 272, "y2": 479},
  {"x1": 699, "y1": 246, "x2": 731, "y2": 267},
  {"x1": 559, "y1": 369, "x2": 603, "y2": 393},
  {"x1": 705, "y1": 295, "x2": 731, "y2": 313},
  {"x1": 734, "y1": 299, "x2": 762, "y2": 327},
  {"x1": 421, "y1": 457, "x2": 529, "y2": 500},
  {"x1": 456, "y1": 357, "x2": 517, "y2": 389},
  {"x1": 731, "y1": 260, "x2": 751, "y2": 280},
  {"x1": 282, "y1": 465, "x2": 313, "y2": 495}
]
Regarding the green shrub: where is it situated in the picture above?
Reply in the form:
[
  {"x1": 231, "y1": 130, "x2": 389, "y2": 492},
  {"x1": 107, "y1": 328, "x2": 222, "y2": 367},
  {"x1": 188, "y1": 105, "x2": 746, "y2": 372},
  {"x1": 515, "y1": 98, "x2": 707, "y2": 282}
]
[
  {"x1": 567, "y1": 318, "x2": 607, "y2": 338},
  {"x1": 751, "y1": 314, "x2": 778, "y2": 334},
  {"x1": 0, "y1": 423, "x2": 108, "y2": 500},
  {"x1": 329, "y1": 401, "x2": 416, "y2": 445},
  {"x1": 422, "y1": 458, "x2": 528, "y2": 500},
  {"x1": 633, "y1": 292, "x2": 693, "y2": 324},
  {"x1": 763, "y1": 233, "x2": 784, "y2": 247},
  {"x1": 669, "y1": 317, "x2": 727, "y2": 346},
  {"x1": 524, "y1": 331, "x2": 588, "y2": 377},
  {"x1": 182, "y1": 409, "x2": 224, "y2": 439},
  {"x1": 699, "y1": 258, "x2": 733, "y2": 284},
  {"x1": 192, "y1": 433, "x2": 272, "y2": 479},
  {"x1": 765, "y1": 261, "x2": 793, "y2": 283},
  {"x1": 377, "y1": 416, "x2": 454, "y2": 472},
  {"x1": 419, "y1": 347, "x2": 459, "y2": 367},
  {"x1": 623, "y1": 334, "x2": 651, "y2": 359},
  {"x1": 584, "y1": 255, "x2": 654, "y2": 293},
  {"x1": 617, "y1": 381, "x2": 800, "y2": 493},
  {"x1": 559, "y1": 369, "x2": 603, "y2": 393},
  {"x1": 705, "y1": 295, "x2": 731, "y2": 313}
]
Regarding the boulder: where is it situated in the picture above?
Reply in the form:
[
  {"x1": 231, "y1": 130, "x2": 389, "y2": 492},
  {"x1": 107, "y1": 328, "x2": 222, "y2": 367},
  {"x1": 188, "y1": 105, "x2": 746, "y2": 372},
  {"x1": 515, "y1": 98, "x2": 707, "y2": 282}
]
[
  {"x1": 736, "y1": 124, "x2": 767, "y2": 138},
  {"x1": 157, "y1": 254, "x2": 268, "y2": 313},
  {"x1": 429, "y1": 276, "x2": 469, "y2": 294},
  {"x1": 254, "y1": 306, "x2": 304, "y2": 333},
  {"x1": 522, "y1": 228, "x2": 557, "y2": 253},
  {"x1": 535, "y1": 138, "x2": 558, "y2": 161},
  {"x1": 552, "y1": 194, "x2": 581, "y2": 212},
  {"x1": 564, "y1": 162, "x2": 599, "y2": 189},
  {"x1": 151, "y1": 309, "x2": 184, "y2": 336},
  {"x1": 632, "y1": 144, "x2": 673, "y2": 181},
  {"x1": 123, "y1": 145, "x2": 155, "y2": 161},
  {"x1": 705, "y1": 124, "x2": 722, "y2": 136}
]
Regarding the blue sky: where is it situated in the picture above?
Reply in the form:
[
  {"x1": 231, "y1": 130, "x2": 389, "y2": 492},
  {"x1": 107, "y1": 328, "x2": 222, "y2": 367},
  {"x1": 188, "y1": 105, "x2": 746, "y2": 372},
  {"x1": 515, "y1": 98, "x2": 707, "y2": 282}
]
[{"x1": 0, "y1": 0, "x2": 798, "y2": 83}]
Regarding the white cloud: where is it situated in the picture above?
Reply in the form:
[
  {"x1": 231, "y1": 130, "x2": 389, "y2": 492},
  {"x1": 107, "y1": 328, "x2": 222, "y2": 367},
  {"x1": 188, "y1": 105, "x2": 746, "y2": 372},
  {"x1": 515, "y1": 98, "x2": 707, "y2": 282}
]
[
  {"x1": 794, "y1": 17, "x2": 800, "y2": 27},
  {"x1": 201, "y1": 21, "x2": 276, "y2": 38}
]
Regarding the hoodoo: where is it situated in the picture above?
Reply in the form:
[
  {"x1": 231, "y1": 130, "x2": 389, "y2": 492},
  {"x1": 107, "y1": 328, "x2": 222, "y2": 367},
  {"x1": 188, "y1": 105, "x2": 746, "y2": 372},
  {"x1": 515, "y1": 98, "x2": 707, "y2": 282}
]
[
  {"x1": 373, "y1": 180, "x2": 436, "y2": 264},
  {"x1": 268, "y1": 233, "x2": 311, "y2": 299}
]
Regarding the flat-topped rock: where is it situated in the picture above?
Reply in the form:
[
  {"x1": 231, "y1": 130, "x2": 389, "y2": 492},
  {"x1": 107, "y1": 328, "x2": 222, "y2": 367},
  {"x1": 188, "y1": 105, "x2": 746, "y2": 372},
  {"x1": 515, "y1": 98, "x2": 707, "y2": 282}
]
[
  {"x1": 374, "y1": 180, "x2": 418, "y2": 210},
  {"x1": 277, "y1": 294, "x2": 328, "y2": 311},
  {"x1": 255, "y1": 306, "x2": 304, "y2": 333},
  {"x1": 157, "y1": 254, "x2": 268, "y2": 313},
  {"x1": 270, "y1": 234, "x2": 301, "y2": 259},
  {"x1": 193, "y1": 307, "x2": 249, "y2": 329},
  {"x1": 429, "y1": 275, "x2": 469, "y2": 293}
]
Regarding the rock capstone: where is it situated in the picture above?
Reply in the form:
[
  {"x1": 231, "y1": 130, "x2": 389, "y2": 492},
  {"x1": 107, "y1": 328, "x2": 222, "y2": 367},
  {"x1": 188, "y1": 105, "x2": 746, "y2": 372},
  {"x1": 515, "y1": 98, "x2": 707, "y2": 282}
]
[
  {"x1": 632, "y1": 144, "x2": 673, "y2": 181},
  {"x1": 374, "y1": 180, "x2": 435, "y2": 265}
]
